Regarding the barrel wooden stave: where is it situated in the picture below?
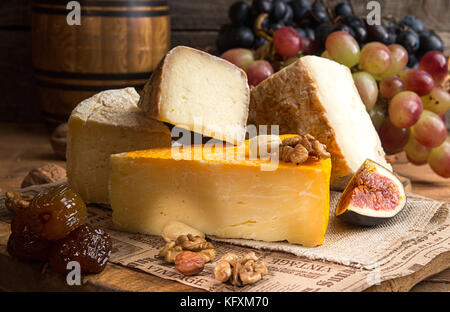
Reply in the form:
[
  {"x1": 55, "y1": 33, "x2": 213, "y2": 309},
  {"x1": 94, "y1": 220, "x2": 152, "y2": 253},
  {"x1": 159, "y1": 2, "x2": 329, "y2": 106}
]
[{"x1": 32, "y1": 0, "x2": 170, "y2": 123}]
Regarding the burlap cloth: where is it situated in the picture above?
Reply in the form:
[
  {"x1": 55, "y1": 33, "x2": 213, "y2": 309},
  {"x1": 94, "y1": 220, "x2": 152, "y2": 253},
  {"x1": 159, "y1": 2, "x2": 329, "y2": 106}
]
[{"x1": 211, "y1": 192, "x2": 448, "y2": 269}]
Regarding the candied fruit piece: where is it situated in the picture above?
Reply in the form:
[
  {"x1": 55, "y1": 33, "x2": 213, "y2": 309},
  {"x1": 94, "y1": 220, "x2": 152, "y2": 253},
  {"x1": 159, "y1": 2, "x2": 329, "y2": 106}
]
[
  {"x1": 49, "y1": 224, "x2": 112, "y2": 274},
  {"x1": 18, "y1": 184, "x2": 87, "y2": 240},
  {"x1": 7, "y1": 216, "x2": 51, "y2": 262}
]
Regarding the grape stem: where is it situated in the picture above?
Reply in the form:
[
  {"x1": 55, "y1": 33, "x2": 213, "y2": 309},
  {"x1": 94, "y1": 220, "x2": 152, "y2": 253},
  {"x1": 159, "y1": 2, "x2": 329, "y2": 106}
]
[{"x1": 254, "y1": 13, "x2": 273, "y2": 42}]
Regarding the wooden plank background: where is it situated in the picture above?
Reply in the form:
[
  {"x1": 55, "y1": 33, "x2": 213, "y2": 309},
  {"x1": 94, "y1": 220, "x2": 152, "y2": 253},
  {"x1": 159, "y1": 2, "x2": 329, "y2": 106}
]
[{"x1": 0, "y1": 0, "x2": 449, "y2": 122}]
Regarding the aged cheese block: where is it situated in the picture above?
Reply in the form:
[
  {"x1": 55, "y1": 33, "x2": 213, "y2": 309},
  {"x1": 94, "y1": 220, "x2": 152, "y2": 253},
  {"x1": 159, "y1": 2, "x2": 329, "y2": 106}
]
[
  {"x1": 249, "y1": 56, "x2": 391, "y2": 190},
  {"x1": 110, "y1": 135, "x2": 331, "y2": 247},
  {"x1": 138, "y1": 46, "x2": 250, "y2": 145},
  {"x1": 67, "y1": 87, "x2": 171, "y2": 204}
]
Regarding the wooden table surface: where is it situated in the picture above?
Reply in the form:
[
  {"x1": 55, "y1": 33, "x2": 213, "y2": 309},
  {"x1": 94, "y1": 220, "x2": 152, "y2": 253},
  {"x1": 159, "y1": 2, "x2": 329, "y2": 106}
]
[{"x1": 0, "y1": 122, "x2": 449, "y2": 292}]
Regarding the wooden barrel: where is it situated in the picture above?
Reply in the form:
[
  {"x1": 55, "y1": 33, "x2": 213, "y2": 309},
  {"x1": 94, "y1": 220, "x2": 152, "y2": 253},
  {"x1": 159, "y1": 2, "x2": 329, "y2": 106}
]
[{"x1": 31, "y1": 0, "x2": 170, "y2": 123}]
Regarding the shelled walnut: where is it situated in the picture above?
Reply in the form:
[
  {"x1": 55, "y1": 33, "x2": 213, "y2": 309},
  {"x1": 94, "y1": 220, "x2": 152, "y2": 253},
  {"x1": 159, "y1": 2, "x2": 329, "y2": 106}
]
[
  {"x1": 213, "y1": 252, "x2": 268, "y2": 286},
  {"x1": 21, "y1": 164, "x2": 66, "y2": 188},
  {"x1": 159, "y1": 234, "x2": 216, "y2": 263},
  {"x1": 4, "y1": 191, "x2": 34, "y2": 214},
  {"x1": 279, "y1": 134, "x2": 330, "y2": 164}
]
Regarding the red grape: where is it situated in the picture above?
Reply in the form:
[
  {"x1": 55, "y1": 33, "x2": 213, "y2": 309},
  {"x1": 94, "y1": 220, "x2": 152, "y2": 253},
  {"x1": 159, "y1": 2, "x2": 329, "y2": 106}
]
[
  {"x1": 421, "y1": 87, "x2": 450, "y2": 115},
  {"x1": 380, "y1": 44, "x2": 409, "y2": 78},
  {"x1": 388, "y1": 91, "x2": 423, "y2": 128},
  {"x1": 325, "y1": 31, "x2": 361, "y2": 68},
  {"x1": 380, "y1": 76, "x2": 404, "y2": 99},
  {"x1": 412, "y1": 110, "x2": 447, "y2": 148},
  {"x1": 378, "y1": 119, "x2": 410, "y2": 155},
  {"x1": 246, "y1": 60, "x2": 274, "y2": 86},
  {"x1": 273, "y1": 27, "x2": 302, "y2": 58},
  {"x1": 428, "y1": 138, "x2": 450, "y2": 178},
  {"x1": 352, "y1": 72, "x2": 378, "y2": 110},
  {"x1": 360, "y1": 42, "x2": 392, "y2": 75},
  {"x1": 419, "y1": 51, "x2": 448, "y2": 86},
  {"x1": 221, "y1": 48, "x2": 254, "y2": 71},
  {"x1": 403, "y1": 135, "x2": 431, "y2": 165},
  {"x1": 301, "y1": 37, "x2": 320, "y2": 55},
  {"x1": 369, "y1": 104, "x2": 387, "y2": 131},
  {"x1": 401, "y1": 69, "x2": 434, "y2": 96}
]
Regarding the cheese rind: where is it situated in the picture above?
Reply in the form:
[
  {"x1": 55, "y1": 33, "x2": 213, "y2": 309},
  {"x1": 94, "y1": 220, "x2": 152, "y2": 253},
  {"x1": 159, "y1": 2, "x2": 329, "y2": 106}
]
[
  {"x1": 110, "y1": 136, "x2": 331, "y2": 247},
  {"x1": 67, "y1": 87, "x2": 171, "y2": 204},
  {"x1": 138, "y1": 46, "x2": 250, "y2": 145},
  {"x1": 249, "y1": 56, "x2": 391, "y2": 190}
]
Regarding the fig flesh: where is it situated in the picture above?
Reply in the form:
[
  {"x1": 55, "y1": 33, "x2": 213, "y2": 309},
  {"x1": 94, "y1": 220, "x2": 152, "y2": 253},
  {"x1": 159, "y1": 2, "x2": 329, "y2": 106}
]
[{"x1": 336, "y1": 159, "x2": 406, "y2": 226}]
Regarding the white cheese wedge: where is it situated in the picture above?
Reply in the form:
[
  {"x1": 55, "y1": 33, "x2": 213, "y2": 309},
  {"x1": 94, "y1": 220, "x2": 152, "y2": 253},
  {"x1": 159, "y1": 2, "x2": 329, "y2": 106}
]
[
  {"x1": 67, "y1": 87, "x2": 171, "y2": 204},
  {"x1": 249, "y1": 56, "x2": 391, "y2": 190},
  {"x1": 138, "y1": 46, "x2": 250, "y2": 145}
]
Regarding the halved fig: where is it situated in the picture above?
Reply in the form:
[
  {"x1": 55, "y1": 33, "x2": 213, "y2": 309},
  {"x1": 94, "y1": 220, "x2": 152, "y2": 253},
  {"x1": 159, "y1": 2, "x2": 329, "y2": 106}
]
[{"x1": 336, "y1": 159, "x2": 407, "y2": 226}]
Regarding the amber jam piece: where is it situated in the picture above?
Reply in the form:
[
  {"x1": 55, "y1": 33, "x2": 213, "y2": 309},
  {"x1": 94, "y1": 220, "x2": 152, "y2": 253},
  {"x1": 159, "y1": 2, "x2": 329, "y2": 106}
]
[
  {"x1": 7, "y1": 216, "x2": 51, "y2": 262},
  {"x1": 17, "y1": 184, "x2": 87, "y2": 241},
  {"x1": 49, "y1": 224, "x2": 112, "y2": 274}
]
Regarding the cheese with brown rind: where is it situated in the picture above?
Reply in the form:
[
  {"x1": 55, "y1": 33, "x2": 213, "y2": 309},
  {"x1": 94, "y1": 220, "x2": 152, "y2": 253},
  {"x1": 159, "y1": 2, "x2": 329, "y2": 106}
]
[
  {"x1": 67, "y1": 87, "x2": 171, "y2": 204},
  {"x1": 138, "y1": 46, "x2": 250, "y2": 145},
  {"x1": 249, "y1": 56, "x2": 391, "y2": 190}
]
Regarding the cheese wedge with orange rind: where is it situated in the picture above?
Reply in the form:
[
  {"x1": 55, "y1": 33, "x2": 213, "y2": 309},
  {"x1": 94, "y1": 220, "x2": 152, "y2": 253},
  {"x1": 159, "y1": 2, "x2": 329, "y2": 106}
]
[{"x1": 109, "y1": 135, "x2": 331, "y2": 247}]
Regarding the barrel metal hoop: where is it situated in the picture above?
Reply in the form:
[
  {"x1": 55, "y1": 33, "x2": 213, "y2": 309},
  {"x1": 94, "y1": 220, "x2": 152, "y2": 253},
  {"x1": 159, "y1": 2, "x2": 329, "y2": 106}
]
[
  {"x1": 33, "y1": 68, "x2": 152, "y2": 81},
  {"x1": 35, "y1": 79, "x2": 146, "y2": 91},
  {"x1": 33, "y1": 0, "x2": 168, "y2": 7},
  {"x1": 32, "y1": 6, "x2": 170, "y2": 17}
]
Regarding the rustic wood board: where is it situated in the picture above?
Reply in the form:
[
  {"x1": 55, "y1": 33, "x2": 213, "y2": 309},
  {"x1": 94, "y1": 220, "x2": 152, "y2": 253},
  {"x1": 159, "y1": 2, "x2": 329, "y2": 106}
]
[{"x1": 0, "y1": 123, "x2": 449, "y2": 292}]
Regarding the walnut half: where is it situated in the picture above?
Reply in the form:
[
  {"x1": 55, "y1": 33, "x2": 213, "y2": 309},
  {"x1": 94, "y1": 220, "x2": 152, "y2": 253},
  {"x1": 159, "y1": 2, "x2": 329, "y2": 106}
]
[
  {"x1": 279, "y1": 134, "x2": 330, "y2": 164},
  {"x1": 213, "y1": 252, "x2": 268, "y2": 286},
  {"x1": 159, "y1": 234, "x2": 216, "y2": 263}
]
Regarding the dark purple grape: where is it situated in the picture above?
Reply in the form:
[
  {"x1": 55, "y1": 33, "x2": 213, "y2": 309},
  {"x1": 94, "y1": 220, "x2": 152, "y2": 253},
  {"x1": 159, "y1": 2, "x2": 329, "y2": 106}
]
[
  {"x1": 352, "y1": 25, "x2": 367, "y2": 44},
  {"x1": 397, "y1": 29, "x2": 420, "y2": 54},
  {"x1": 407, "y1": 53, "x2": 419, "y2": 69},
  {"x1": 365, "y1": 22, "x2": 390, "y2": 44},
  {"x1": 382, "y1": 18, "x2": 399, "y2": 35},
  {"x1": 253, "y1": 36, "x2": 268, "y2": 49},
  {"x1": 315, "y1": 23, "x2": 334, "y2": 47},
  {"x1": 233, "y1": 26, "x2": 255, "y2": 48},
  {"x1": 291, "y1": 0, "x2": 312, "y2": 23},
  {"x1": 342, "y1": 15, "x2": 363, "y2": 28},
  {"x1": 216, "y1": 25, "x2": 254, "y2": 52},
  {"x1": 253, "y1": 0, "x2": 274, "y2": 14},
  {"x1": 298, "y1": 13, "x2": 317, "y2": 28},
  {"x1": 304, "y1": 27, "x2": 315, "y2": 40},
  {"x1": 283, "y1": 3, "x2": 294, "y2": 24},
  {"x1": 295, "y1": 27, "x2": 306, "y2": 37},
  {"x1": 310, "y1": 0, "x2": 330, "y2": 23},
  {"x1": 270, "y1": 0, "x2": 287, "y2": 22},
  {"x1": 270, "y1": 22, "x2": 285, "y2": 31},
  {"x1": 229, "y1": 1, "x2": 251, "y2": 26},
  {"x1": 419, "y1": 30, "x2": 444, "y2": 56},
  {"x1": 333, "y1": 23, "x2": 356, "y2": 38},
  {"x1": 401, "y1": 16, "x2": 425, "y2": 33},
  {"x1": 334, "y1": 1, "x2": 353, "y2": 17},
  {"x1": 387, "y1": 32, "x2": 397, "y2": 45}
]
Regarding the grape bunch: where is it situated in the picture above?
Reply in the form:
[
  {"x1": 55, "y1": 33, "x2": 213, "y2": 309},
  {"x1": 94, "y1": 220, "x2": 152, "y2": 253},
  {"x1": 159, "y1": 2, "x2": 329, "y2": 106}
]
[
  {"x1": 321, "y1": 32, "x2": 450, "y2": 178},
  {"x1": 218, "y1": 1, "x2": 449, "y2": 178},
  {"x1": 217, "y1": 0, "x2": 444, "y2": 69}
]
